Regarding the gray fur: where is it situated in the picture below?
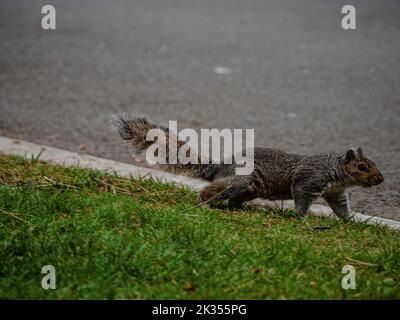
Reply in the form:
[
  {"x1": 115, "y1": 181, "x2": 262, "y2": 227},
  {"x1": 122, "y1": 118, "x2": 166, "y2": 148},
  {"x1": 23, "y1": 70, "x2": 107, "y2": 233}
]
[{"x1": 116, "y1": 115, "x2": 384, "y2": 219}]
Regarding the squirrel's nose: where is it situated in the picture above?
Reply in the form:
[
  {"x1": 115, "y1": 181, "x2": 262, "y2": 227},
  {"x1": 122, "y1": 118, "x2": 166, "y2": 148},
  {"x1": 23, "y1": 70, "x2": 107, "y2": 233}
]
[{"x1": 376, "y1": 174, "x2": 384, "y2": 185}]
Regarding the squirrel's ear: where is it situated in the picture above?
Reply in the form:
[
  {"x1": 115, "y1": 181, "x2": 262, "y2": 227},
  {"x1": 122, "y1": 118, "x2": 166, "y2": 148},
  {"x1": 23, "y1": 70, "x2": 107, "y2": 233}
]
[
  {"x1": 357, "y1": 147, "x2": 363, "y2": 156},
  {"x1": 345, "y1": 149, "x2": 356, "y2": 163}
]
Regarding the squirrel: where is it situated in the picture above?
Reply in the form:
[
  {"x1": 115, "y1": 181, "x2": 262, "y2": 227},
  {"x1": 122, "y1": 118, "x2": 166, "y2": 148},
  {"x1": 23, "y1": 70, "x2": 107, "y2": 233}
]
[{"x1": 115, "y1": 115, "x2": 384, "y2": 219}]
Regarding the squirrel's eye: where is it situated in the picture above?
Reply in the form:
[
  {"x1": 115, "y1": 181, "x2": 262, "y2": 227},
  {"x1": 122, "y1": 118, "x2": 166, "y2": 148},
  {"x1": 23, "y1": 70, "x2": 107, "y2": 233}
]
[{"x1": 357, "y1": 163, "x2": 368, "y2": 172}]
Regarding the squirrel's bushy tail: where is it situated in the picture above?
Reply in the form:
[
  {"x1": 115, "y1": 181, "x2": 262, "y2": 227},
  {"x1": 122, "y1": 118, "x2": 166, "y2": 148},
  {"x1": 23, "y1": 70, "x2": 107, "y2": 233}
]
[
  {"x1": 114, "y1": 115, "x2": 223, "y2": 180},
  {"x1": 115, "y1": 116, "x2": 166, "y2": 152}
]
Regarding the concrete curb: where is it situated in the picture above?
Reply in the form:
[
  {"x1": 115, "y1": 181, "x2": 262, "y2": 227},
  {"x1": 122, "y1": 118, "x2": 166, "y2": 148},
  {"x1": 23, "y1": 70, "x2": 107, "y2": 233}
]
[{"x1": 1, "y1": 136, "x2": 399, "y2": 230}]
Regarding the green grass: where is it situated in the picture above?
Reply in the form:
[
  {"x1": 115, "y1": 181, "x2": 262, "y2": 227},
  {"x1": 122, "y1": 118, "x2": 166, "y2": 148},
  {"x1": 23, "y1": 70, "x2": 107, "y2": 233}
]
[{"x1": 0, "y1": 154, "x2": 399, "y2": 299}]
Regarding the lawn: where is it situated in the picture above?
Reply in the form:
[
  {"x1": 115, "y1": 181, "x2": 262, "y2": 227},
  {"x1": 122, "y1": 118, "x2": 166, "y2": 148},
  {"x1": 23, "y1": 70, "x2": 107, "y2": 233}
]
[{"x1": 0, "y1": 154, "x2": 399, "y2": 299}]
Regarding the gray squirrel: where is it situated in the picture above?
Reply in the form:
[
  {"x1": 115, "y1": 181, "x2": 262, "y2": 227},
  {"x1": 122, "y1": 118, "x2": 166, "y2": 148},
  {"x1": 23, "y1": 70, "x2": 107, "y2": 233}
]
[{"x1": 116, "y1": 116, "x2": 384, "y2": 219}]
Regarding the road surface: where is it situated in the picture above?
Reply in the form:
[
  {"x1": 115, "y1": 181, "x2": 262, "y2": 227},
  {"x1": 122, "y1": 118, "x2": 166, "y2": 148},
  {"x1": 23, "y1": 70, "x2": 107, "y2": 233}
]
[{"x1": 1, "y1": 0, "x2": 399, "y2": 219}]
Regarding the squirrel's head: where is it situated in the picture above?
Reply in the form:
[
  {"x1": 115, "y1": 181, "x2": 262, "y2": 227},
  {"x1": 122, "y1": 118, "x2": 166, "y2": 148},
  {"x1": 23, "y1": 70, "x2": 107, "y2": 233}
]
[{"x1": 344, "y1": 147, "x2": 384, "y2": 187}]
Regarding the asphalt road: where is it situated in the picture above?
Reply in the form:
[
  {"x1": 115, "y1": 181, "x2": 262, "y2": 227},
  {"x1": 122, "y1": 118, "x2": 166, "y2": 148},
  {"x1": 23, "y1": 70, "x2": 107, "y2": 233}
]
[{"x1": 1, "y1": 0, "x2": 399, "y2": 219}]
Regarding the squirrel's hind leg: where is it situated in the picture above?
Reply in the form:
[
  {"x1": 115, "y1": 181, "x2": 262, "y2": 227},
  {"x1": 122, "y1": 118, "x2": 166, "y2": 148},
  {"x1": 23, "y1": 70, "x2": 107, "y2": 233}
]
[
  {"x1": 291, "y1": 185, "x2": 317, "y2": 217},
  {"x1": 199, "y1": 175, "x2": 257, "y2": 209}
]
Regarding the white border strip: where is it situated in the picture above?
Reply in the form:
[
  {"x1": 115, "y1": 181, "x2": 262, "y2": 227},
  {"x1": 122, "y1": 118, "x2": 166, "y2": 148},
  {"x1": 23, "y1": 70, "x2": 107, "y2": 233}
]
[{"x1": 1, "y1": 136, "x2": 399, "y2": 230}]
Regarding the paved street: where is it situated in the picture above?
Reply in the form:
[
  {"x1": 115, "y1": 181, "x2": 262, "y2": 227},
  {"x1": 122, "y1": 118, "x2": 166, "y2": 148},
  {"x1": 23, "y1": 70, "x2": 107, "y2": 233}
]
[{"x1": 1, "y1": 0, "x2": 399, "y2": 219}]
